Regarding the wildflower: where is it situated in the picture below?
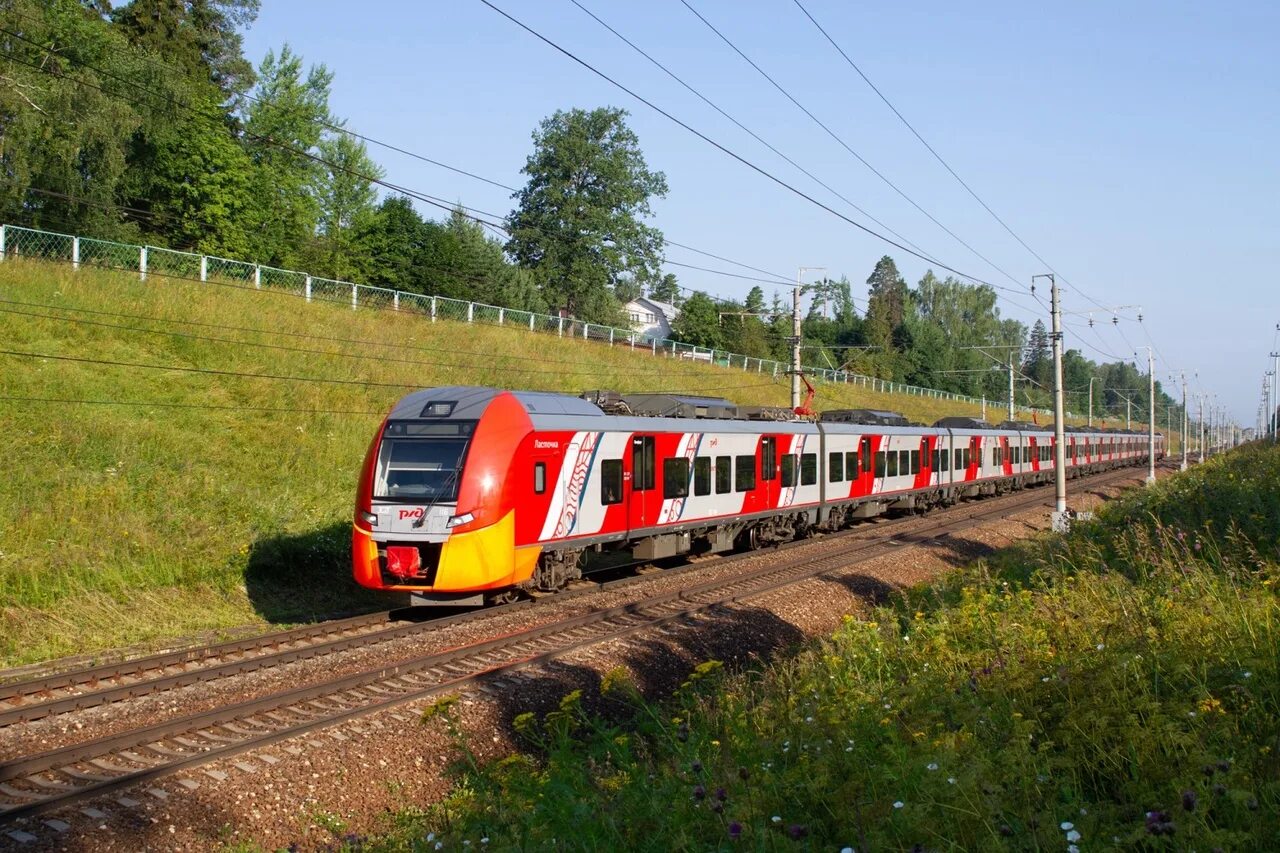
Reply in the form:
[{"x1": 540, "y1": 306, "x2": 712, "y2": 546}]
[
  {"x1": 691, "y1": 761, "x2": 703, "y2": 773},
  {"x1": 1068, "y1": 846, "x2": 1080, "y2": 853},
  {"x1": 771, "y1": 816, "x2": 782, "y2": 824},
  {"x1": 693, "y1": 785, "x2": 706, "y2": 801},
  {"x1": 840, "y1": 848, "x2": 856, "y2": 853},
  {"x1": 926, "y1": 763, "x2": 938, "y2": 771},
  {"x1": 787, "y1": 824, "x2": 808, "y2": 840},
  {"x1": 1243, "y1": 671, "x2": 1252, "y2": 679},
  {"x1": 715, "y1": 787, "x2": 727, "y2": 802},
  {"x1": 947, "y1": 777, "x2": 956, "y2": 785},
  {"x1": 427, "y1": 834, "x2": 436, "y2": 842},
  {"x1": 435, "y1": 844, "x2": 443, "y2": 851},
  {"x1": 1096, "y1": 643, "x2": 1105, "y2": 651},
  {"x1": 711, "y1": 801, "x2": 724, "y2": 815},
  {"x1": 893, "y1": 801, "x2": 904, "y2": 809},
  {"x1": 1060, "y1": 822, "x2": 1074, "y2": 831},
  {"x1": 727, "y1": 822, "x2": 743, "y2": 840},
  {"x1": 805, "y1": 716, "x2": 814, "y2": 723},
  {"x1": 1067, "y1": 830, "x2": 1082, "y2": 842}
]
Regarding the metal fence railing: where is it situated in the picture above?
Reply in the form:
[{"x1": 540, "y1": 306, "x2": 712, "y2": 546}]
[{"x1": 0, "y1": 223, "x2": 1057, "y2": 417}]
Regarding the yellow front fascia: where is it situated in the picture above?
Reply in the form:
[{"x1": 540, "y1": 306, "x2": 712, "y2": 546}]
[{"x1": 435, "y1": 510, "x2": 541, "y2": 591}]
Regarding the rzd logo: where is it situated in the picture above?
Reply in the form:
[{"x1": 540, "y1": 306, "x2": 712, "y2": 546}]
[{"x1": 398, "y1": 508, "x2": 425, "y2": 520}]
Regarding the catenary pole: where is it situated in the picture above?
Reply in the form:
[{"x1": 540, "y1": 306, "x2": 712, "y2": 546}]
[
  {"x1": 1180, "y1": 372, "x2": 1188, "y2": 470},
  {"x1": 1145, "y1": 347, "x2": 1156, "y2": 483},
  {"x1": 1036, "y1": 274, "x2": 1067, "y2": 518},
  {"x1": 1008, "y1": 354, "x2": 1015, "y2": 421},
  {"x1": 1272, "y1": 350, "x2": 1279, "y2": 442}
]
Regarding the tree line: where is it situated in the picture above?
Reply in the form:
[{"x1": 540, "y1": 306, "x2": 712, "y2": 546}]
[{"x1": 0, "y1": 1, "x2": 1180, "y2": 425}]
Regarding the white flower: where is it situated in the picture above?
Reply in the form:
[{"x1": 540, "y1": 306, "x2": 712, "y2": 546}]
[
  {"x1": 840, "y1": 848, "x2": 855, "y2": 853},
  {"x1": 805, "y1": 716, "x2": 814, "y2": 723},
  {"x1": 1068, "y1": 846, "x2": 1079, "y2": 853},
  {"x1": 481, "y1": 840, "x2": 490, "y2": 846},
  {"x1": 1243, "y1": 671, "x2": 1252, "y2": 678},
  {"x1": 1060, "y1": 822, "x2": 1074, "y2": 831},
  {"x1": 1096, "y1": 643, "x2": 1105, "y2": 651},
  {"x1": 893, "y1": 801, "x2": 904, "y2": 809},
  {"x1": 1067, "y1": 829, "x2": 1082, "y2": 842},
  {"x1": 947, "y1": 777, "x2": 956, "y2": 784},
  {"x1": 771, "y1": 815, "x2": 782, "y2": 824},
  {"x1": 435, "y1": 845, "x2": 443, "y2": 851},
  {"x1": 1042, "y1": 676, "x2": 1051, "y2": 682},
  {"x1": 1079, "y1": 808, "x2": 1088, "y2": 815},
  {"x1": 845, "y1": 746, "x2": 853, "y2": 752},
  {"x1": 427, "y1": 833, "x2": 436, "y2": 842},
  {"x1": 926, "y1": 763, "x2": 938, "y2": 771}
]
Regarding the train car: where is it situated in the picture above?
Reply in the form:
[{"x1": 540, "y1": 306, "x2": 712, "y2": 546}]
[{"x1": 353, "y1": 386, "x2": 1161, "y2": 605}]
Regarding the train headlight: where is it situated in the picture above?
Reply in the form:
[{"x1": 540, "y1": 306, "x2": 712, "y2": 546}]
[
  {"x1": 359, "y1": 511, "x2": 377, "y2": 526},
  {"x1": 446, "y1": 512, "x2": 475, "y2": 528}
]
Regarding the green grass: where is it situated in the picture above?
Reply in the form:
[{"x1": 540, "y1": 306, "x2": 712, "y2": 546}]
[
  {"x1": 360, "y1": 442, "x2": 1279, "y2": 852},
  {"x1": 0, "y1": 258, "x2": 1044, "y2": 667}
]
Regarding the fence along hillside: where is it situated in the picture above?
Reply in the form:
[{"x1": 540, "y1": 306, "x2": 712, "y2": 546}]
[{"x1": 0, "y1": 223, "x2": 1051, "y2": 417}]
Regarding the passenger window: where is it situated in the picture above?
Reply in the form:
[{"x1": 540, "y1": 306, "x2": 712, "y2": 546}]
[
  {"x1": 963, "y1": 449, "x2": 971, "y2": 469},
  {"x1": 534, "y1": 462, "x2": 546, "y2": 494},
  {"x1": 601, "y1": 460, "x2": 623, "y2": 505},
  {"x1": 780, "y1": 455, "x2": 796, "y2": 487},
  {"x1": 761, "y1": 437, "x2": 777, "y2": 481},
  {"x1": 875, "y1": 451, "x2": 886, "y2": 477},
  {"x1": 694, "y1": 457, "x2": 711, "y2": 496},
  {"x1": 829, "y1": 452, "x2": 844, "y2": 482},
  {"x1": 887, "y1": 451, "x2": 898, "y2": 477},
  {"x1": 735, "y1": 454, "x2": 756, "y2": 492},
  {"x1": 801, "y1": 453, "x2": 817, "y2": 485},
  {"x1": 715, "y1": 456, "x2": 731, "y2": 494},
  {"x1": 663, "y1": 458, "x2": 689, "y2": 499},
  {"x1": 899, "y1": 450, "x2": 909, "y2": 474},
  {"x1": 631, "y1": 436, "x2": 655, "y2": 491},
  {"x1": 846, "y1": 451, "x2": 858, "y2": 477},
  {"x1": 954, "y1": 449, "x2": 962, "y2": 469},
  {"x1": 910, "y1": 450, "x2": 920, "y2": 474}
]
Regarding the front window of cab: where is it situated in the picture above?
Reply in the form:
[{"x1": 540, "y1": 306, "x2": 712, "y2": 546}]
[{"x1": 375, "y1": 421, "x2": 475, "y2": 501}]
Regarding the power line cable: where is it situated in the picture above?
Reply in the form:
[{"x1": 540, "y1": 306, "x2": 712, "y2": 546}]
[
  {"x1": 568, "y1": 0, "x2": 944, "y2": 266},
  {"x1": 678, "y1": 0, "x2": 1026, "y2": 291},
  {"x1": 477, "y1": 0, "x2": 1024, "y2": 293},
  {"x1": 0, "y1": 394, "x2": 383, "y2": 416}
]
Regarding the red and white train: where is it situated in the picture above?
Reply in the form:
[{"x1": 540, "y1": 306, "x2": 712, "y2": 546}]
[{"x1": 353, "y1": 387, "x2": 1163, "y2": 605}]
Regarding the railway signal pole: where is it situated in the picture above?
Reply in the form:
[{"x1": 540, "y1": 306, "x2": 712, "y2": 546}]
[{"x1": 1034, "y1": 273, "x2": 1067, "y2": 520}]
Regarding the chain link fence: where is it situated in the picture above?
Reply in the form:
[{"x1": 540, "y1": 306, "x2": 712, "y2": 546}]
[{"x1": 0, "y1": 223, "x2": 1056, "y2": 417}]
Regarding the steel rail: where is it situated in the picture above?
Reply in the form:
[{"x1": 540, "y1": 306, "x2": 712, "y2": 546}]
[{"x1": 0, "y1": 465, "x2": 1149, "y2": 823}]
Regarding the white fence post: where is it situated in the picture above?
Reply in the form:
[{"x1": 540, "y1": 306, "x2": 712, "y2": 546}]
[
  {"x1": 651, "y1": 338, "x2": 656, "y2": 355},
  {"x1": 254, "y1": 265, "x2": 261, "y2": 289},
  {"x1": 0, "y1": 224, "x2": 6, "y2": 261},
  {"x1": 609, "y1": 328, "x2": 614, "y2": 346},
  {"x1": 498, "y1": 307, "x2": 505, "y2": 325},
  {"x1": 558, "y1": 316, "x2": 564, "y2": 337},
  {"x1": 305, "y1": 275, "x2": 312, "y2": 302},
  {"x1": 140, "y1": 246, "x2": 147, "y2": 281},
  {"x1": 200, "y1": 256, "x2": 207, "y2": 282},
  {"x1": 467, "y1": 303, "x2": 474, "y2": 323},
  {"x1": 529, "y1": 314, "x2": 535, "y2": 331},
  {"x1": 583, "y1": 323, "x2": 589, "y2": 340},
  {"x1": 72, "y1": 237, "x2": 79, "y2": 271},
  {"x1": 431, "y1": 296, "x2": 437, "y2": 322},
  {"x1": 393, "y1": 292, "x2": 399, "y2": 311},
  {"x1": 351, "y1": 284, "x2": 358, "y2": 310}
]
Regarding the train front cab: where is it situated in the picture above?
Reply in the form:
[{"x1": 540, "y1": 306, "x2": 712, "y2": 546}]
[{"x1": 353, "y1": 389, "x2": 541, "y2": 604}]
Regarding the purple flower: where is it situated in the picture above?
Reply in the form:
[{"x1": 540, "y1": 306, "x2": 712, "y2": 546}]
[
  {"x1": 692, "y1": 784, "x2": 706, "y2": 801},
  {"x1": 715, "y1": 787, "x2": 727, "y2": 802},
  {"x1": 727, "y1": 822, "x2": 743, "y2": 841},
  {"x1": 1182, "y1": 790, "x2": 1198, "y2": 812},
  {"x1": 787, "y1": 824, "x2": 808, "y2": 840},
  {"x1": 710, "y1": 801, "x2": 724, "y2": 814},
  {"x1": 691, "y1": 760, "x2": 703, "y2": 774}
]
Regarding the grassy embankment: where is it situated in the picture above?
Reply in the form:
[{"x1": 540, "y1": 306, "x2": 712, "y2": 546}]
[
  {"x1": 377, "y1": 442, "x2": 1279, "y2": 851},
  {"x1": 1, "y1": 258, "x2": 1024, "y2": 667}
]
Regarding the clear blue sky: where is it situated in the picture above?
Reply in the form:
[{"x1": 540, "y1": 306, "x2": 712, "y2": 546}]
[{"x1": 243, "y1": 1, "x2": 1278, "y2": 425}]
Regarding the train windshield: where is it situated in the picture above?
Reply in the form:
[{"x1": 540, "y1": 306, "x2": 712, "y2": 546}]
[{"x1": 375, "y1": 421, "x2": 475, "y2": 501}]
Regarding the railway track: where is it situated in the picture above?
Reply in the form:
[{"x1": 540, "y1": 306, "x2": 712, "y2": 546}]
[{"x1": 0, "y1": 464, "x2": 1150, "y2": 824}]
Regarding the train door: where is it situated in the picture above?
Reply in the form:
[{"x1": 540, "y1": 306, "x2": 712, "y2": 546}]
[{"x1": 628, "y1": 434, "x2": 656, "y2": 534}]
